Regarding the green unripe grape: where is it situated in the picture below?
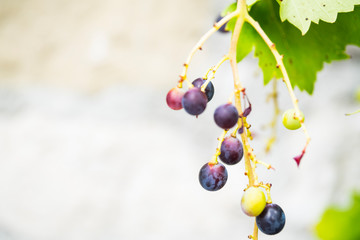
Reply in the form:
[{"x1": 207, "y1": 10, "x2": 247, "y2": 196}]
[
  {"x1": 241, "y1": 187, "x2": 266, "y2": 217},
  {"x1": 282, "y1": 109, "x2": 304, "y2": 130}
]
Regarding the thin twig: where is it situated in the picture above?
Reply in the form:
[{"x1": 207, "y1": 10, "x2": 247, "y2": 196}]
[
  {"x1": 179, "y1": 11, "x2": 239, "y2": 87},
  {"x1": 245, "y1": 14, "x2": 311, "y2": 159}
]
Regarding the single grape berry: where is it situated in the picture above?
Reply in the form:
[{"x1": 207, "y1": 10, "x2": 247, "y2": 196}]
[
  {"x1": 199, "y1": 162, "x2": 228, "y2": 191},
  {"x1": 192, "y1": 78, "x2": 215, "y2": 102},
  {"x1": 282, "y1": 109, "x2": 304, "y2": 130},
  {"x1": 241, "y1": 187, "x2": 266, "y2": 217},
  {"x1": 214, "y1": 104, "x2": 239, "y2": 129},
  {"x1": 219, "y1": 136, "x2": 243, "y2": 165},
  {"x1": 256, "y1": 203, "x2": 286, "y2": 235},
  {"x1": 215, "y1": 15, "x2": 229, "y2": 33},
  {"x1": 166, "y1": 87, "x2": 184, "y2": 110},
  {"x1": 182, "y1": 88, "x2": 208, "y2": 116}
]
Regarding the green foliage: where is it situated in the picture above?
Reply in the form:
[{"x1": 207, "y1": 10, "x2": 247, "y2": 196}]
[
  {"x1": 316, "y1": 192, "x2": 360, "y2": 240},
  {"x1": 226, "y1": 0, "x2": 360, "y2": 94},
  {"x1": 246, "y1": 0, "x2": 260, "y2": 9},
  {"x1": 221, "y1": 0, "x2": 260, "y2": 16},
  {"x1": 221, "y1": 2, "x2": 236, "y2": 17},
  {"x1": 280, "y1": 0, "x2": 360, "y2": 35}
]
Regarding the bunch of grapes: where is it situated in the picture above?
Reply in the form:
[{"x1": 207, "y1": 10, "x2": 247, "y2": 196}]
[
  {"x1": 165, "y1": 3, "x2": 309, "y2": 238},
  {"x1": 166, "y1": 77, "x2": 299, "y2": 235}
]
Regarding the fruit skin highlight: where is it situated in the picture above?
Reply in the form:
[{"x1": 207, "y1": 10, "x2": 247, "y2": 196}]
[
  {"x1": 182, "y1": 88, "x2": 208, "y2": 116},
  {"x1": 282, "y1": 109, "x2": 304, "y2": 130},
  {"x1": 256, "y1": 203, "x2": 286, "y2": 235},
  {"x1": 241, "y1": 187, "x2": 266, "y2": 217},
  {"x1": 199, "y1": 162, "x2": 228, "y2": 191}
]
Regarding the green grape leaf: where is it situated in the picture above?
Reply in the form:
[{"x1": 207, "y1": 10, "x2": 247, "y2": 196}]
[
  {"x1": 246, "y1": 0, "x2": 260, "y2": 9},
  {"x1": 221, "y1": 0, "x2": 260, "y2": 16},
  {"x1": 226, "y1": 0, "x2": 360, "y2": 93},
  {"x1": 280, "y1": 0, "x2": 360, "y2": 35},
  {"x1": 221, "y1": 2, "x2": 237, "y2": 16},
  {"x1": 316, "y1": 192, "x2": 360, "y2": 240}
]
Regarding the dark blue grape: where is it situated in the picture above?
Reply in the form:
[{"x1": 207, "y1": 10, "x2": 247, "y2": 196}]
[
  {"x1": 215, "y1": 15, "x2": 229, "y2": 33},
  {"x1": 256, "y1": 203, "x2": 286, "y2": 235},
  {"x1": 199, "y1": 162, "x2": 228, "y2": 191},
  {"x1": 192, "y1": 78, "x2": 215, "y2": 102},
  {"x1": 219, "y1": 136, "x2": 243, "y2": 165},
  {"x1": 214, "y1": 104, "x2": 239, "y2": 129},
  {"x1": 182, "y1": 88, "x2": 207, "y2": 116}
]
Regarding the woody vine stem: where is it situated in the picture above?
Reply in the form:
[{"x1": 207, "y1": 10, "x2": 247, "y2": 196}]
[{"x1": 174, "y1": 0, "x2": 311, "y2": 238}]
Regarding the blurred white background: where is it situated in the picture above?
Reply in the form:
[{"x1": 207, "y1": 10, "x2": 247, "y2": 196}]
[{"x1": 0, "y1": 0, "x2": 359, "y2": 239}]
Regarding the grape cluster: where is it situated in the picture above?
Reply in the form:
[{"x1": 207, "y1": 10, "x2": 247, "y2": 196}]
[
  {"x1": 241, "y1": 187, "x2": 286, "y2": 235},
  {"x1": 166, "y1": 78, "x2": 214, "y2": 115},
  {"x1": 165, "y1": 5, "x2": 310, "y2": 239},
  {"x1": 166, "y1": 77, "x2": 290, "y2": 236},
  {"x1": 166, "y1": 78, "x2": 243, "y2": 189}
]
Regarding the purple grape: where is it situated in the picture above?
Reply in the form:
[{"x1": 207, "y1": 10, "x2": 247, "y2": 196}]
[
  {"x1": 166, "y1": 88, "x2": 184, "y2": 110},
  {"x1": 215, "y1": 15, "x2": 229, "y2": 33},
  {"x1": 238, "y1": 125, "x2": 244, "y2": 134},
  {"x1": 219, "y1": 136, "x2": 243, "y2": 165},
  {"x1": 214, "y1": 104, "x2": 239, "y2": 129},
  {"x1": 256, "y1": 203, "x2": 286, "y2": 235},
  {"x1": 192, "y1": 78, "x2": 215, "y2": 102},
  {"x1": 199, "y1": 162, "x2": 228, "y2": 191},
  {"x1": 182, "y1": 88, "x2": 208, "y2": 116}
]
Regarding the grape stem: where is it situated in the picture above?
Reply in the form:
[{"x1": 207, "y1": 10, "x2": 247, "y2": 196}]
[
  {"x1": 231, "y1": 123, "x2": 240, "y2": 137},
  {"x1": 179, "y1": 11, "x2": 239, "y2": 88},
  {"x1": 265, "y1": 79, "x2": 280, "y2": 153},
  {"x1": 345, "y1": 109, "x2": 360, "y2": 116},
  {"x1": 201, "y1": 55, "x2": 229, "y2": 92},
  {"x1": 229, "y1": 0, "x2": 257, "y2": 186},
  {"x1": 253, "y1": 222, "x2": 259, "y2": 239},
  {"x1": 203, "y1": 67, "x2": 214, "y2": 80},
  {"x1": 244, "y1": 13, "x2": 311, "y2": 163},
  {"x1": 228, "y1": 11, "x2": 271, "y2": 186},
  {"x1": 209, "y1": 130, "x2": 229, "y2": 166},
  {"x1": 255, "y1": 159, "x2": 274, "y2": 170},
  {"x1": 258, "y1": 182, "x2": 273, "y2": 203},
  {"x1": 227, "y1": 89, "x2": 236, "y2": 104}
]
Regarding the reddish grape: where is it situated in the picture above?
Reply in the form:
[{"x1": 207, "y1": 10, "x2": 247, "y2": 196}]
[
  {"x1": 214, "y1": 104, "x2": 239, "y2": 129},
  {"x1": 166, "y1": 87, "x2": 184, "y2": 110},
  {"x1": 256, "y1": 203, "x2": 286, "y2": 235},
  {"x1": 199, "y1": 162, "x2": 228, "y2": 191},
  {"x1": 192, "y1": 78, "x2": 215, "y2": 102},
  {"x1": 182, "y1": 88, "x2": 208, "y2": 116},
  {"x1": 219, "y1": 136, "x2": 243, "y2": 165}
]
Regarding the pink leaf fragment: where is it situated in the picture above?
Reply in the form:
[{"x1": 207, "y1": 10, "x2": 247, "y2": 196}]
[{"x1": 293, "y1": 151, "x2": 305, "y2": 167}]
